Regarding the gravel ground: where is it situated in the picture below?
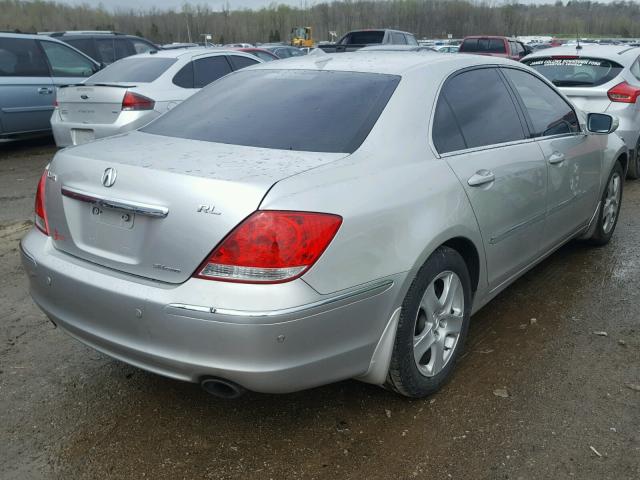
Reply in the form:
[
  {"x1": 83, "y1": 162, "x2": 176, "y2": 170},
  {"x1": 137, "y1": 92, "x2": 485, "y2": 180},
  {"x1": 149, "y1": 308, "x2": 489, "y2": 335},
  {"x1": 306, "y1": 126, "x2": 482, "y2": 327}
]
[{"x1": 1, "y1": 138, "x2": 639, "y2": 479}]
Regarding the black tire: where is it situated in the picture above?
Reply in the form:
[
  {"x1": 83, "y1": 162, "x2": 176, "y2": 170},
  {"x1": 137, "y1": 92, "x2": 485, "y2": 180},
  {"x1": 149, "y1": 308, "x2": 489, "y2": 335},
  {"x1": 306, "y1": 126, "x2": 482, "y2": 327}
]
[
  {"x1": 387, "y1": 246, "x2": 472, "y2": 398},
  {"x1": 628, "y1": 141, "x2": 640, "y2": 180},
  {"x1": 588, "y1": 160, "x2": 624, "y2": 246}
]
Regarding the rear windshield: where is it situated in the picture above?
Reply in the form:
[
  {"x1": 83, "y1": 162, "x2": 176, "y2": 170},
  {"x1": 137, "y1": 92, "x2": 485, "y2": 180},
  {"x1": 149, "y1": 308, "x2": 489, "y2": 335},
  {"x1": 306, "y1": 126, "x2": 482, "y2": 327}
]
[
  {"x1": 343, "y1": 31, "x2": 385, "y2": 45},
  {"x1": 522, "y1": 57, "x2": 623, "y2": 87},
  {"x1": 87, "y1": 57, "x2": 176, "y2": 83},
  {"x1": 460, "y1": 38, "x2": 506, "y2": 54},
  {"x1": 142, "y1": 69, "x2": 400, "y2": 153}
]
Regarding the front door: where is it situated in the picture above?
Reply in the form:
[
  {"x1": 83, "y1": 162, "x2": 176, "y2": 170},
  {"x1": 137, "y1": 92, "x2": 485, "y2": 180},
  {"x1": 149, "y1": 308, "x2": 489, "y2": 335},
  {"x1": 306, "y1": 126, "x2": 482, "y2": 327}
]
[{"x1": 501, "y1": 67, "x2": 602, "y2": 249}]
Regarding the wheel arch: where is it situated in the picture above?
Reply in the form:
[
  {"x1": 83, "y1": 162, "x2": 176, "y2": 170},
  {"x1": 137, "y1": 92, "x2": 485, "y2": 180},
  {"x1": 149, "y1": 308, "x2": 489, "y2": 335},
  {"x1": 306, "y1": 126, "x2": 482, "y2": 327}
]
[{"x1": 441, "y1": 236, "x2": 481, "y2": 295}]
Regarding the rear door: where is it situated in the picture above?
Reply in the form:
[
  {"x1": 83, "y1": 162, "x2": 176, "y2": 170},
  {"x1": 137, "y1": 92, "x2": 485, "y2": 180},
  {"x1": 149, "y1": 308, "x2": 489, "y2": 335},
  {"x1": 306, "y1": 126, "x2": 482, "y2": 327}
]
[
  {"x1": 434, "y1": 67, "x2": 548, "y2": 289},
  {"x1": 501, "y1": 67, "x2": 601, "y2": 247},
  {"x1": 0, "y1": 37, "x2": 53, "y2": 135}
]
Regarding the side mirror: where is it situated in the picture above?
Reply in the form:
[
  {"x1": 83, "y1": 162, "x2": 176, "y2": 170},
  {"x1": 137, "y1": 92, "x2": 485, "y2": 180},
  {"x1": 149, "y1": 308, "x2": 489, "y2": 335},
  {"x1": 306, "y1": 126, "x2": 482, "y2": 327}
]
[{"x1": 587, "y1": 113, "x2": 619, "y2": 134}]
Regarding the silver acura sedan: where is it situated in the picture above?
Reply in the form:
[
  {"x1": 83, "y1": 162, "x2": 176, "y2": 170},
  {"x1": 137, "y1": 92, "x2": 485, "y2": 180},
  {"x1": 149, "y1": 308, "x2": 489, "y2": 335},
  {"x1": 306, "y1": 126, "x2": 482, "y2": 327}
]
[{"x1": 22, "y1": 53, "x2": 626, "y2": 398}]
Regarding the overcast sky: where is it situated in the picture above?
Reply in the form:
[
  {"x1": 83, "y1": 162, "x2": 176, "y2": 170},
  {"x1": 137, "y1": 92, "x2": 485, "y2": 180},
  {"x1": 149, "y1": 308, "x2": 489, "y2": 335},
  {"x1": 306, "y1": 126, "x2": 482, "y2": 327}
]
[{"x1": 58, "y1": 0, "x2": 588, "y2": 12}]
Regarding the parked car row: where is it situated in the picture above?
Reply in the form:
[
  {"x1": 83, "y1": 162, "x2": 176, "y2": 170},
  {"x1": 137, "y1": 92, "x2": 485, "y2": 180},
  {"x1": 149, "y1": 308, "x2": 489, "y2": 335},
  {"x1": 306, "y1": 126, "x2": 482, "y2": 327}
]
[
  {"x1": 0, "y1": 32, "x2": 314, "y2": 142},
  {"x1": 21, "y1": 47, "x2": 628, "y2": 400}
]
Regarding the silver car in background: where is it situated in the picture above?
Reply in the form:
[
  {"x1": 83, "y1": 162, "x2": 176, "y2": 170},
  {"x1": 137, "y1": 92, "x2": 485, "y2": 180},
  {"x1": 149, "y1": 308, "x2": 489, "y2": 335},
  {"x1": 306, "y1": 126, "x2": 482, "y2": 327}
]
[
  {"x1": 523, "y1": 45, "x2": 640, "y2": 178},
  {"x1": 51, "y1": 48, "x2": 262, "y2": 147},
  {"x1": 22, "y1": 53, "x2": 626, "y2": 399}
]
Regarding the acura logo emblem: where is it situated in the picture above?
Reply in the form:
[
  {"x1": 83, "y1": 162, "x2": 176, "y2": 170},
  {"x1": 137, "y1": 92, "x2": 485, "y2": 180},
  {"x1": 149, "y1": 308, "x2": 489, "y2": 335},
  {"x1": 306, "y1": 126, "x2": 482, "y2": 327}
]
[{"x1": 101, "y1": 168, "x2": 117, "y2": 187}]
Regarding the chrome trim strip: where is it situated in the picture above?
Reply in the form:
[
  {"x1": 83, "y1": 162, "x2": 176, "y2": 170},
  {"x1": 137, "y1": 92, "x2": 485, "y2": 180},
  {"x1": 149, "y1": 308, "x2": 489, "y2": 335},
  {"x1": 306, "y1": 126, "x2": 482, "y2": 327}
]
[
  {"x1": 169, "y1": 304, "x2": 215, "y2": 314},
  {"x1": 167, "y1": 279, "x2": 394, "y2": 319},
  {"x1": 61, "y1": 186, "x2": 169, "y2": 218}
]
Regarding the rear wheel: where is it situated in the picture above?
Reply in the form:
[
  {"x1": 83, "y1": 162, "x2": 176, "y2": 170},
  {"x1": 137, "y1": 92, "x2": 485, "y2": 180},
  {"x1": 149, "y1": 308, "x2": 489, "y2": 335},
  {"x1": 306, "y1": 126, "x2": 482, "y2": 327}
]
[
  {"x1": 628, "y1": 138, "x2": 640, "y2": 179},
  {"x1": 387, "y1": 246, "x2": 472, "y2": 398},
  {"x1": 588, "y1": 161, "x2": 624, "y2": 246}
]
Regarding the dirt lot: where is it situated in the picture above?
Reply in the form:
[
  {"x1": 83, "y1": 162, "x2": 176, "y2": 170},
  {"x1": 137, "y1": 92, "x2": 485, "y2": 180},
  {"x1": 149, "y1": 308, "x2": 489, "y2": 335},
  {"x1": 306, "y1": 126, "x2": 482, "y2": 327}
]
[{"x1": 1, "y1": 138, "x2": 639, "y2": 480}]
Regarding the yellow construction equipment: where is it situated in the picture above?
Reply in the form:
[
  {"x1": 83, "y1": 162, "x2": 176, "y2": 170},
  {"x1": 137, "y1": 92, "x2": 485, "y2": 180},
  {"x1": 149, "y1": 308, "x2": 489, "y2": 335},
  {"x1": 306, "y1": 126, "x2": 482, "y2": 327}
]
[{"x1": 290, "y1": 27, "x2": 313, "y2": 48}]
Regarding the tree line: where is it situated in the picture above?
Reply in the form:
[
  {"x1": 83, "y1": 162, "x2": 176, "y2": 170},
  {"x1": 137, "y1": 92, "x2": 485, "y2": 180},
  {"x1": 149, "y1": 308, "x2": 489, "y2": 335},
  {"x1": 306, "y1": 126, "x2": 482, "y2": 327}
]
[{"x1": 2, "y1": 0, "x2": 640, "y2": 44}]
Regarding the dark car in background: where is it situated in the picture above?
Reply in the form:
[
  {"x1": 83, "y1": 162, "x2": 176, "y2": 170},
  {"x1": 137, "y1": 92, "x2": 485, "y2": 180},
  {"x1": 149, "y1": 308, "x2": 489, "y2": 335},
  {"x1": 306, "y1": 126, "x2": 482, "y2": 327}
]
[
  {"x1": 262, "y1": 45, "x2": 306, "y2": 59},
  {"x1": 319, "y1": 29, "x2": 419, "y2": 53},
  {"x1": 235, "y1": 47, "x2": 279, "y2": 62},
  {"x1": 0, "y1": 32, "x2": 100, "y2": 140},
  {"x1": 42, "y1": 31, "x2": 158, "y2": 65},
  {"x1": 459, "y1": 36, "x2": 532, "y2": 61}
]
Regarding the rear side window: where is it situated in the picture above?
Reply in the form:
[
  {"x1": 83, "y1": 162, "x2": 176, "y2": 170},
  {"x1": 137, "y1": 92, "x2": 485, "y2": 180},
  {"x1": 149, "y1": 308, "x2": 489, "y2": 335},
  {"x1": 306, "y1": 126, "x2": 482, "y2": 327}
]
[
  {"x1": 523, "y1": 57, "x2": 623, "y2": 87},
  {"x1": 40, "y1": 41, "x2": 95, "y2": 77},
  {"x1": 228, "y1": 55, "x2": 259, "y2": 70},
  {"x1": 503, "y1": 68, "x2": 579, "y2": 137},
  {"x1": 342, "y1": 31, "x2": 385, "y2": 45},
  {"x1": 88, "y1": 57, "x2": 176, "y2": 83},
  {"x1": 64, "y1": 38, "x2": 95, "y2": 59},
  {"x1": 0, "y1": 38, "x2": 49, "y2": 76},
  {"x1": 432, "y1": 98, "x2": 466, "y2": 153},
  {"x1": 172, "y1": 62, "x2": 193, "y2": 88},
  {"x1": 433, "y1": 68, "x2": 525, "y2": 152},
  {"x1": 114, "y1": 39, "x2": 132, "y2": 60},
  {"x1": 95, "y1": 38, "x2": 115, "y2": 64},
  {"x1": 194, "y1": 56, "x2": 232, "y2": 87},
  {"x1": 143, "y1": 69, "x2": 400, "y2": 154}
]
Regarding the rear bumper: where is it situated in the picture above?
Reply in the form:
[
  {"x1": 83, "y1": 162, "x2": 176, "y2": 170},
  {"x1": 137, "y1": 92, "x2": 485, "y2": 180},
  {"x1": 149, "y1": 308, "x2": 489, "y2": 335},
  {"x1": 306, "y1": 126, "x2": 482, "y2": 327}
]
[
  {"x1": 20, "y1": 229, "x2": 402, "y2": 393},
  {"x1": 50, "y1": 109, "x2": 159, "y2": 147}
]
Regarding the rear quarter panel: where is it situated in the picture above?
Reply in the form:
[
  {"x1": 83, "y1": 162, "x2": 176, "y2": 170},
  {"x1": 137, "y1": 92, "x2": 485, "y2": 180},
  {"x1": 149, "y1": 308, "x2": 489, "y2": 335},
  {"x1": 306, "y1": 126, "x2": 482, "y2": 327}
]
[{"x1": 259, "y1": 70, "x2": 487, "y2": 300}]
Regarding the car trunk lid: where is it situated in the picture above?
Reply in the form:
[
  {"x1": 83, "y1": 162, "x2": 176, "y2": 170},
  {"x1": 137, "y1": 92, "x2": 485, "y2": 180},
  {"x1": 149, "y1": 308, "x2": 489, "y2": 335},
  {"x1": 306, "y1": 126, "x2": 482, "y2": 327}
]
[
  {"x1": 44, "y1": 131, "x2": 347, "y2": 283},
  {"x1": 56, "y1": 83, "x2": 136, "y2": 125},
  {"x1": 557, "y1": 86, "x2": 612, "y2": 113}
]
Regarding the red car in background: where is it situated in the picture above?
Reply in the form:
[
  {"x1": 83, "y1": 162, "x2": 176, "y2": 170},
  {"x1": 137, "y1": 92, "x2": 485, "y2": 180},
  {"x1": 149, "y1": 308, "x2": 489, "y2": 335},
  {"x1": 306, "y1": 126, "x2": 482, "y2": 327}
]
[{"x1": 459, "y1": 36, "x2": 532, "y2": 61}]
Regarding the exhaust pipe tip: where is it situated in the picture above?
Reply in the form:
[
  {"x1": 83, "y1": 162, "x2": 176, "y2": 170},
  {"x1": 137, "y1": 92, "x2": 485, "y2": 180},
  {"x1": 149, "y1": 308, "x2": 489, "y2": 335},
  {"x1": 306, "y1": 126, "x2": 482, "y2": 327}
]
[{"x1": 200, "y1": 377, "x2": 246, "y2": 399}]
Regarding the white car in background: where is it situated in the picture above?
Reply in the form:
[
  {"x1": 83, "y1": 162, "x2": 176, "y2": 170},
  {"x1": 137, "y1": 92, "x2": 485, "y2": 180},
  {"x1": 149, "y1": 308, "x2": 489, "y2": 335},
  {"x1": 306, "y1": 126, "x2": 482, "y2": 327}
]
[
  {"x1": 436, "y1": 45, "x2": 459, "y2": 53},
  {"x1": 523, "y1": 45, "x2": 640, "y2": 178},
  {"x1": 51, "y1": 48, "x2": 262, "y2": 147}
]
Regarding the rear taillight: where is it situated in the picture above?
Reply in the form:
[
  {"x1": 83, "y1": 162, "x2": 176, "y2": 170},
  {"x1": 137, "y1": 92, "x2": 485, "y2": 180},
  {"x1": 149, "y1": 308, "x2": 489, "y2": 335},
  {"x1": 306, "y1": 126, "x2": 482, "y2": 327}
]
[
  {"x1": 607, "y1": 81, "x2": 640, "y2": 103},
  {"x1": 34, "y1": 169, "x2": 49, "y2": 236},
  {"x1": 122, "y1": 91, "x2": 155, "y2": 111},
  {"x1": 195, "y1": 211, "x2": 342, "y2": 284}
]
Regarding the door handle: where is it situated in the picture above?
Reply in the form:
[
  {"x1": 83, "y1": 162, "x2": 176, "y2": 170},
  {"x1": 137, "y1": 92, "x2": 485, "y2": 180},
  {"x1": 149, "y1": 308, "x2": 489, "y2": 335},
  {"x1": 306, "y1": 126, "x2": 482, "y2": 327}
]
[
  {"x1": 37, "y1": 87, "x2": 53, "y2": 95},
  {"x1": 467, "y1": 169, "x2": 495, "y2": 187},
  {"x1": 548, "y1": 152, "x2": 566, "y2": 165}
]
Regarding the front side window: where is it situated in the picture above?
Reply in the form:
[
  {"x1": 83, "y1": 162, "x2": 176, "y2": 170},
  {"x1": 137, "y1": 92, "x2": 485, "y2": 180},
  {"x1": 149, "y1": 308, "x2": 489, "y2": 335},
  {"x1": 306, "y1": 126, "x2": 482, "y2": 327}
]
[
  {"x1": 143, "y1": 69, "x2": 400, "y2": 154},
  {"x1": 40, "y1": 41, "x2": 95, "y2": 77},
  {"x1": 503, "y1": 68, "x2": 579, "y2": 137},
  {"x1": 391, "y1": 32, "x2": 407, "y2": 45},
  {"x1": 193, "y1": 56, "x2": 232, "y2": 87},
  {"x1": 522, "y1": 57, "x2": 623, "y2": 87},
  {"x1": 433, "y1": 68, "x2": 525, "y2": 152},
  {"x1": 131, "y1": 39, "x2": 155, "y2": 54},
  {"x1": 406, "y1": 34, "x2": 418, "y2": 46},
  {"x1": 0, "y1": 38, "x2": 49, "y2": 77}
]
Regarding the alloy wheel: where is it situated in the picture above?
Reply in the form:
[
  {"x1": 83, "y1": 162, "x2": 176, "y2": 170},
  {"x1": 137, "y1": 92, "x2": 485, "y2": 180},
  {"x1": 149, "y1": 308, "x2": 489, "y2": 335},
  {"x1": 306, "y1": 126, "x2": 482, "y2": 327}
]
[
  {"x1": 603, "y1": 171, "x2": 621, "y2": 234},
  {"x1": 413, "y1": 271, "x2": 464, "y2": 377}
]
